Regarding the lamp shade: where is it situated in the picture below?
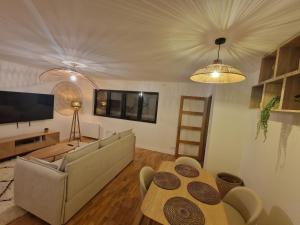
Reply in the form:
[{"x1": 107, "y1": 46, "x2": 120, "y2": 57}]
[
  {"x1": 190, "y1": 63, "x2": 246, "y2": 84},
  {"x1": 71, "y1": 101, "x2": 82, "y2": 109}
]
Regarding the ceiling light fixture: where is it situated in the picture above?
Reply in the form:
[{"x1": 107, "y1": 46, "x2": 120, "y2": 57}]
[
  {"x1": 190, "y1": 37, "x2": 246, "y2": 84},
  {"x1": 39, "y1": 61, "x2": 98, "y2": 88},
  {"x1": 70, "y1": 74, "x2": 77, "y2": 82}
]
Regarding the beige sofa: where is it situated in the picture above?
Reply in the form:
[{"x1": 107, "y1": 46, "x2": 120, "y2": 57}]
[{"x1": 14, "y1": 130, "x2": 135, "y2": 225}]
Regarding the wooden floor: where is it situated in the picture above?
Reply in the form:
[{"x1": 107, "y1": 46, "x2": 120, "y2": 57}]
[{"x1": 9, "y1": 148, "x2": 175, "y2": 225}]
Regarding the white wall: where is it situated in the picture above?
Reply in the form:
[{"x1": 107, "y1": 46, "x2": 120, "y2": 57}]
[
  {"x1": 0, "y1": 60, "x2": 71, "y2": 140},
  {"x1": 204, "y1": 71, "x2": 257, "y2": 175},
  {"x1": 0, "y1": 63, "x2": 213, "y2": 154},
  {"x1": 203, "y1": 65, "x2": 298, "y2": 224},
  {"x1": 1, "y1": 60, "x2": 298, "y2": 224},
  {"x1": 0, "y1": 81, "x2": 71, "y2": 140},
  {"x1": 80, "y1": 78, "x2": 213, "y2": 154}
]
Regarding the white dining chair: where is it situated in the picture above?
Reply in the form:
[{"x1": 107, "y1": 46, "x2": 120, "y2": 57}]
[
  {"x1": 223, "y1": 186, "x2": 263, "y2": 225},
  {"x1": 175, "y1": 156, "x2": 202, "y2": 170},
  {"x1": 139, "y1": 166, "x2": 155, "y2": 199}
]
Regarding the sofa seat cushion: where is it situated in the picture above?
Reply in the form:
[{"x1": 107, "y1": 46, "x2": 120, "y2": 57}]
[
  {"x1": 60, "y1": 141, "x2": 100, "y2": 171},
  {"x1": 223, "y1": 202, "x2": 246, "y2": 225},
  {"x1": 99, "y1": 133, "x2": 119, "y2": 147}
]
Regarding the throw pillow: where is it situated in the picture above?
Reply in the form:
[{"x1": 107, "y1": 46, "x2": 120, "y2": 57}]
[{"x1": 30, "y1": 157, "x2": 59, "y2": 170}]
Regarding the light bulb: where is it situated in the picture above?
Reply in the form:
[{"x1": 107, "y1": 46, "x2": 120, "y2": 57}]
[
  {"x1": 211, "y1": 70, "x2": 220, "y2": 78},
  {"x1": 70, "y1": 75, "x2": 77, "y2": 81}
]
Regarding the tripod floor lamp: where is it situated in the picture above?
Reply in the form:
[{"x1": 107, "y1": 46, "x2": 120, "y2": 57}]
[{"x1": 69, "y1": 101, "x2": 82, "y2": 142}]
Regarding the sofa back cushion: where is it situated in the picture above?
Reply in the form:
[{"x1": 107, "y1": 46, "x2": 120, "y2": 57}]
[
  {"x1": 99, "y1": 133, "x2": 120, "y2": 147},
  {"x1": 119, "y1": 129, "x2": 133, "y2": 138},
  {"x1": 65, "y1": 134, "x2": 135, "y2": 201},
  {"x1": 60, "y1": 140, "x2": 100, "y2": 171}
]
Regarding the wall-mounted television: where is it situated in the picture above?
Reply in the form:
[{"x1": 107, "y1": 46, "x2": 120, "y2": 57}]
[{"x1": 0, "y1": 91, "x2": 54, "y2": 124}]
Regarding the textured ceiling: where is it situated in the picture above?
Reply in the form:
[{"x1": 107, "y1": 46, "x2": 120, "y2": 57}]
[{"x1": 1, "y1": 0, "x2": 300, "y2": 81}]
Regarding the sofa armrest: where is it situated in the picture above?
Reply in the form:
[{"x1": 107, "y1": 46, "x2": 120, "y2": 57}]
[{"x1": 14, "y1": 157, "x2": 67, "y2": 225}]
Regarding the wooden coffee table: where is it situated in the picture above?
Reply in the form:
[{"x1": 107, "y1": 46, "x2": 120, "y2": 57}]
[{"x1": 25, "y1": 141, "x2": 79, "y2": 162}]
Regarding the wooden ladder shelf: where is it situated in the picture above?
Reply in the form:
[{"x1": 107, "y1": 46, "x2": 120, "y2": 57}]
[{"x1": 175, "y1": 96, "x2": 212, "y2": 165}]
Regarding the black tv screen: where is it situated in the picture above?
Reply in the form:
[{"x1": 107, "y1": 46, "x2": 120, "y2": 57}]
[{"x1": 0, "y1": 91, "x2": 54, "y2": 124}]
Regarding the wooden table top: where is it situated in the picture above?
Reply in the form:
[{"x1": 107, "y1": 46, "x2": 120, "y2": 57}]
[
  {"x1": 25, "y1": 141, "x2": 78, "y2": 160},
  {"x1": 141, "y1": 161, "x2": 229, "y2": 225}
]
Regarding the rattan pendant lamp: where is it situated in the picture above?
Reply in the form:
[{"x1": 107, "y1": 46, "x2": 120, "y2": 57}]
[{"x1": 190, "y1": 37, "x2": 246, "y2": 84}]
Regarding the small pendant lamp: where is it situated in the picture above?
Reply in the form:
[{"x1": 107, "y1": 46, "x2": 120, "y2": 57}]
[{"x1": 190, "y1": 37, "x2": 246, "y2": 84}]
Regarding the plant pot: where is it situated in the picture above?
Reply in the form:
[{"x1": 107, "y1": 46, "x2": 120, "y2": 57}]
[{"x1": 216, "y1": 172, "x2": 244, "y2": 199}]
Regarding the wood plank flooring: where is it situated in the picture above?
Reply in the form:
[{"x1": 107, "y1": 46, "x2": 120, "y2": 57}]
[{"x1": 9, "y1": 148, "x2": 175, "y2": 225}]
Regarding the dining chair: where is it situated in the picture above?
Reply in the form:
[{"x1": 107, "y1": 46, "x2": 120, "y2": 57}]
[
  {"x1": 175, "y1": 156, "x2": 202, "y2": 170},
  {"x1": 223, "y1": 186, "x2": 263, "y2": 225},
  {"x1": 139, "y1": 166, "x2": 155, "y2": 199}
]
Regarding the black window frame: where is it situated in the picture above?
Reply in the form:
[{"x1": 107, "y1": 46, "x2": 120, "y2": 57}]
[{"x1": 93, "y1": 89, "x2": 159, "y2": 123}]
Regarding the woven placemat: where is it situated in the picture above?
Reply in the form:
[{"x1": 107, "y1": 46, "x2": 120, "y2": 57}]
[
  {"x1": 163, "y1": 197, "x2": 205, "y2": 225},
  {"x1": 188, "y1": 181, "x2": 221, "y2": 205},
  {"x1": 153, "y1": 172, "x2": 181, "y2": 190},
  {"x1": 175, "y1": 164, "x2": 199, "y2": 177}
]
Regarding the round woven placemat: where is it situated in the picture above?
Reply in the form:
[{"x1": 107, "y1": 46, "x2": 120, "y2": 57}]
[
  {"x1": 175, "y1": 164, "x2": 200, "y2": 177},
  {"x1": 163, "y1": 197, "x2": 205, "y2": 225},
  {"x1": 153, "y1": 172, "x2": 181, "y2": 190},
  {"x1": 188, "y1": 181, "x2": 221, "y2": 205}
]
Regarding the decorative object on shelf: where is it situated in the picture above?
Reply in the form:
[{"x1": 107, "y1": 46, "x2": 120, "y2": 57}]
[
  {"x1": 69, "y1": 100, "x2": 82, "y2": 142},
  {"x1": 39, "y1": 61, "x2": 98, "y2": 88},
  {"x1": 190, "y1": 37, "x2": 246, "y2": 84},
  {"x1": 256, "y1": 96, "x2": 280, "y2": 141},
  {"x1": 52, "y1": 81, "x2": 82, "y2": 116}
]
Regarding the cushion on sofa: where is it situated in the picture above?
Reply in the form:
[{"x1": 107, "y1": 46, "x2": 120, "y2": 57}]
[
  {"x1": 30, "y1": 157, "x2": 59, "y2": 170},
  {"x1": 59, "y1": 141, "x2": 100, "y2": 171},
  {"x1": 27, "y1": 157, "x2": 58, "y2": 170},
  {"x1": 99, "y1": 133, "x2": 120, "y2": 147},
  {"x1": 119, "y1": 129, "x2": 133, "y2": 138}
]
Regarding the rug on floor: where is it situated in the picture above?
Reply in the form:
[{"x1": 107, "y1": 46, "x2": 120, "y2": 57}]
[{"x1": 0, "y1": 159, "x2": 26, "y2": 225}]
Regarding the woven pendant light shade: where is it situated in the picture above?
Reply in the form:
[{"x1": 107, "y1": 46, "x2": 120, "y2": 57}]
[
  {"x1": 190, "y1": 37, "x2": 246, "y2": 84},
  {"x1": 190, "y1": 63, "x2": 245, "y2": 84}
]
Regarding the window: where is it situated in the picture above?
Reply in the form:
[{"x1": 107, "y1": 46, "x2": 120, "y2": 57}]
[{"x1": 94, "y1": 89, "x2": 159, "y2": 123}]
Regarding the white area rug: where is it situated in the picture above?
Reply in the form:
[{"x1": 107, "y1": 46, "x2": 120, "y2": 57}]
[{"x1": 0, "y1": 159, "x2": 26, "y2": 225}]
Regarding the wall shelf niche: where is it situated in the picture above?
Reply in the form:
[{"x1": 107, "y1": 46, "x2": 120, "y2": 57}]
[
  {"x1": 250, "y1": 33, "x2": 300, "y2": 113},
  {"x1": 259, "y1": 51, "x2": 277, "y2": 82}
]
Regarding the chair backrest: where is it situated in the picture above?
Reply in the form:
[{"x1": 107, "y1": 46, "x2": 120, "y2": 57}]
[
  {"x1": 175, "y1": 156, "x2": 202, "y2": 170},
  {"x1": 139, "y1": 166, "x2": 155, "y2": 199},
  {"x1": 223, "y1": 187, "x2": 263, "y2": 225}
]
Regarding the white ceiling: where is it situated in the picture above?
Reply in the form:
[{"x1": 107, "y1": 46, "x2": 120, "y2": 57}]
[{"x1": 1, "y1": 0, "x2": 300, "y2": 81}]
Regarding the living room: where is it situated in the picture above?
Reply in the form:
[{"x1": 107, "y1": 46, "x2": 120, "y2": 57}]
[{"x1": 0, "y1": 1, "x2": 300, "y2": 225}]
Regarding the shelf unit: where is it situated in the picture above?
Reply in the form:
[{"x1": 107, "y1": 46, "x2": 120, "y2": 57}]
[
  {"x1": 250, "y1": 34, "x2": 300, "y2": 113},
  {"x1": 0, "y1": 131, "x2": 59, "y2": 160}
]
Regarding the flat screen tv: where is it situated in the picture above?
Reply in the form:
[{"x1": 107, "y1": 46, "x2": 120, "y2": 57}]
[{"x1": 0, "y1": 91, "x2": 54, "y2": 124}]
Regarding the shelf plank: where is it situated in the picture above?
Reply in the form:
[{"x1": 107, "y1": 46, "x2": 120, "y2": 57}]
[
  {"x1": 177, "y1": 153, "x2": 198, "y2": 159},
  {"x1": 180, "y1": 126, "x2": 202, "y2": 131},
  {"x1": 181, "y1": 111, "x2": 203, "y2": 116},
  {"x1": 182, "y1": 96, "x2": 206, "y2": 100},
  {"x1": 178, "y1": 140, "x2": 200, "y2": 145}
]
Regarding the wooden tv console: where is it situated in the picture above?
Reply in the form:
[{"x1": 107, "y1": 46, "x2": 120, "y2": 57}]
[{"x1": 0, "y1": 131, "x2": 59, "y2": 160}]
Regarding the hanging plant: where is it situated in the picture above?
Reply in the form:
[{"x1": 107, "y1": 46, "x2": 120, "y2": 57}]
[{"x1": 256, "y1": 96, "x2": 280, "y2": 142}]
